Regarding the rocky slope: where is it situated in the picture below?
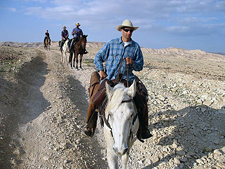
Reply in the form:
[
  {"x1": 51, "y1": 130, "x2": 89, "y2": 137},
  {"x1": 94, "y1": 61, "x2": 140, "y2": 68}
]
[{"x1": 0, "y1": 41, "x2": 225, "y2": 169}]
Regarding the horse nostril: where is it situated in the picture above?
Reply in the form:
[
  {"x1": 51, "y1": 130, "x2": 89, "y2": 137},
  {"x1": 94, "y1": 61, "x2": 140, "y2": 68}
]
[
  {"x1": 123, "y1": 148, "x2": 128, "y2": 155},
  {"x1": 113, "y1": 146, "x2": 118, "y2": 154}
]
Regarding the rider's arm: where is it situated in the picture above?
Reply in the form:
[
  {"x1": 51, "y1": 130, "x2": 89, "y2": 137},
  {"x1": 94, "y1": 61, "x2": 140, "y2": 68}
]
[
  {"x1": 61, "y1": 31, "x2": 65, "y2": 40},
  {"x1": 131, "y1": 44, "x2": 143, "y2": 71},
  {"x1": 94, "y1": 42, "x2": 110, "y2": 72}
]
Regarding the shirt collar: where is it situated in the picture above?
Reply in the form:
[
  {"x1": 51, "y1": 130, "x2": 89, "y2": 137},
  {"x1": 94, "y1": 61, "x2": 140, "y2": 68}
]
[{"x1": 119, "y1": 37, "x2": 133, "y2": 45}]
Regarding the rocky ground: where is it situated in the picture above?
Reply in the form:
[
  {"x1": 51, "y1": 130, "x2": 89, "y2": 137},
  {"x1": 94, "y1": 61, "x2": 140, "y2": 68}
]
[{"x1": 0, "y1": 41, "x2": 225, "y2": 169}]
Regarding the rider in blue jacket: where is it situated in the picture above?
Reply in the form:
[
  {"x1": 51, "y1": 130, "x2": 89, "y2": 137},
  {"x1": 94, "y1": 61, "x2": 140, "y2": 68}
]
[{"x1": 70, "y1": 23, "x2": 88, "y2": 54}]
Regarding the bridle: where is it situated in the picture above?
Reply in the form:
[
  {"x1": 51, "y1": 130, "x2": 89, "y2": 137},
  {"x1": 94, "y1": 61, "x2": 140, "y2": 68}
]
[{"x1": 103, "y1": 98, "x2": 138, "y2": 141}]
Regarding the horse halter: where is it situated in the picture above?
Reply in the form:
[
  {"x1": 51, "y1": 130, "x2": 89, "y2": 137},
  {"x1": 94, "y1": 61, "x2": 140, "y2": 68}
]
[{"x1": 103, "y1": 98, "x2": 138, "y2": 141}]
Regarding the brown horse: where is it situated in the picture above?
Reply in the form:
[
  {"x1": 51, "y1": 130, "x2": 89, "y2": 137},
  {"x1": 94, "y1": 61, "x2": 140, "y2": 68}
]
[
  {"x1": 44, "y1": 37, "x2": 50, "y2": 50},
  {"x1": 69, "y1": 35, "x2": 88, "y2": 69}
]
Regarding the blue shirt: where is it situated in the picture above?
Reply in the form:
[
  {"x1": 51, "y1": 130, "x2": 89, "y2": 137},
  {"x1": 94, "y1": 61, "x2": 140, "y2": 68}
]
[
  {"x1": 94, "y1": 37, "x2": 144, "y2": 82},
  {"x1": 61, "y1": 30, "x2": 69, "y2": 39},
  {"x1": 72, "y1": 27, "x2": 83, "y2": 38}
]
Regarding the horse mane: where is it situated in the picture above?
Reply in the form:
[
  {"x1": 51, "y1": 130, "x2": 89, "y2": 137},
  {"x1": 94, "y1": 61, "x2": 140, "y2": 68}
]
[{"x1": 106, "y1": 83, "x2": 130, "y2": 114}]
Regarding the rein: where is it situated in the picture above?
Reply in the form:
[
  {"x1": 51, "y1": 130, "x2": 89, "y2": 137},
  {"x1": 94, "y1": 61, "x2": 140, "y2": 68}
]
[{"x1": 103, "y1": 55, "x2": 136, "y2": 140}]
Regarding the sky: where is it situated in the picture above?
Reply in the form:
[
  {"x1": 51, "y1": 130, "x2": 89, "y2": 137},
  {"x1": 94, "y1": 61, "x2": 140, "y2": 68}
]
[{"x1": 0, "y1": 0, "x2": 225, "y2": 53}]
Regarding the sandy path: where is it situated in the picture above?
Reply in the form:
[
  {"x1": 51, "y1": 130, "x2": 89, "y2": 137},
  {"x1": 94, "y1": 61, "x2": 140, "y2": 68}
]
[{"x1": 0, "y1": 46, "x2": 108, "y2": 168}]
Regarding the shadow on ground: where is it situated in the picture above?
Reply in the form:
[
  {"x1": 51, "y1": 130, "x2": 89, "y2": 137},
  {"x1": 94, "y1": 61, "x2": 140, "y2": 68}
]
[
  {"x1": 0, "y1": 54, "x2": 50, "y2": 168},
  {"x1": 65, "y1": 75, "x2": 108, "y2": 168},
  {"x1": 143, "y1": 105, "x2": 225, "y2": 169}
]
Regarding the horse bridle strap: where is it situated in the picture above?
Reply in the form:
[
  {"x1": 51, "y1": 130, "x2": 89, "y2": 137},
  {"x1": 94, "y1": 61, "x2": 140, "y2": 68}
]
[
  {"x1": 102, "y1": 112, "x2": 112, "y2": 130},
  {"x1": 121, "y1": 99, "x2": 133, "y2": 103},
  {"x1": 103, "y1": 98, "x2": 137, "y2": 136}
]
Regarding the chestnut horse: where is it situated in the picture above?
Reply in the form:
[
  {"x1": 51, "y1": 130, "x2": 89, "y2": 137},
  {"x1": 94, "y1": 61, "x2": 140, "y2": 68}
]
[{"x1": 69, "y1": 35, "x2": 88, "y2": 69}]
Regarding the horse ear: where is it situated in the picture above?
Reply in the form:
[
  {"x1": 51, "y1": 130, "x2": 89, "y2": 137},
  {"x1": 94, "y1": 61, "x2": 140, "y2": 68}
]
[
  {"x1": 105, "y1": 81, "x2": 113, "y2": 100},
  {"x1": 127, "y1": 80, "x2": 136, "y2": 98}
]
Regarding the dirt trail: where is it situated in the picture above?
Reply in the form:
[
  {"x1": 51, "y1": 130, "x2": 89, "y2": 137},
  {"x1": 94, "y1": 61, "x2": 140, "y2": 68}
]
[{"x1": 0, "y1": 46, "x2": 107, "y2": 169}]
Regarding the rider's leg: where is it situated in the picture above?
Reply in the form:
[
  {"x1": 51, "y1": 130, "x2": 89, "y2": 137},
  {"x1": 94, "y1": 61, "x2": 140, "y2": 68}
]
[
  {"x1": 84, "y1": 71, "x2": 100, "y2": 137},
  {"x1": 70, "y1": 38, "x2": 75, "y2": 52},
  {"x1": 134, "y1": 77, "x2": 153, "y2": 141},
  {"x1": 60, "y1": 39, "x2": 64, "y2": 51},
  {"x1": 44, "y1": 37, "x2": 46, "y2": 46},
  {"x1": 134, "y1": 93, "x2": 152, "y2": 141}
]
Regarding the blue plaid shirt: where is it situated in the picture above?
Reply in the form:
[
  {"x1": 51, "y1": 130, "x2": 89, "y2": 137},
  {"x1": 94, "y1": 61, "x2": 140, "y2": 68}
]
[{"x1": 94, "y1": 37, "x2": 143, "y2": 82}]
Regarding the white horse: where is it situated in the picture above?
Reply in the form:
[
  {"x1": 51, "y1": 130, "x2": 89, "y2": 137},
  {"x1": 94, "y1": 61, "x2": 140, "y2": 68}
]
[
  {"x1": 61, "y1": 39, "x2": 70, "y2": 64},
  {"x1": 104, "y1": 81, "x2": 139, "y2": 169}
]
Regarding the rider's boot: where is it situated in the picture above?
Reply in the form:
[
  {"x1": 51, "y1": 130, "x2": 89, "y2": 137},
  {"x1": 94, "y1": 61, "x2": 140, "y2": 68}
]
[
  {"x1": 84, "y1": 72, "x2": 100, "y2": 137},
  {"x1": 135, "y1": 98, "x2": 153, "y2": 142},
  {"x1": 141, "y1": 101, "x2": 153, "y2": 139}
]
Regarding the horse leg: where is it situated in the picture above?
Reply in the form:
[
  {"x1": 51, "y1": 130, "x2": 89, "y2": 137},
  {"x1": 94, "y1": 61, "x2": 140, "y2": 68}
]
[
  {"x1": 104, "y1": 128, "x2": 118, "y2": 169},
  {"x1": 80, "y1": 54, "x2": 83, "y2": 70},
  {"x1": 64, "y1": 52, "x2": 67, "y2": 64},
  {"x1": 75, "y1": 54, "x2": 78, "y2": 70},
  {"x1": 121, "y1": 153, "x2": 129, "y2": 169},
  {"x1": 107, "y1": 146, "x2": 118, "y2": 169},
  {"x1": 63, "y1": 52, "x2": 66, "y2": 63},
  {"x1": 72, "y1": 53, "x2": 76, "y2": 68},
  {"x1": 69, "y1": 52, "x2": 73, "y2": 68}
]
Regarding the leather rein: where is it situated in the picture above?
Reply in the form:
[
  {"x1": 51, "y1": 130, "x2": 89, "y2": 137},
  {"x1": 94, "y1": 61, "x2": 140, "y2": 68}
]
[{"x1": 102, "y1": 58, "x2": 138, "y2": 139}]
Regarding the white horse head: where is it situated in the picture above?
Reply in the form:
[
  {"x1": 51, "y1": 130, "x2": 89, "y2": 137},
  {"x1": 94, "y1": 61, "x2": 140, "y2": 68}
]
[{"x1": 104, "y1": 81, "x2": 139, "y2": 169}]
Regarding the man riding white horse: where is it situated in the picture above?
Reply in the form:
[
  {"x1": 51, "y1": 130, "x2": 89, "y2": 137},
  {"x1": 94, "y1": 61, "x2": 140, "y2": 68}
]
[{"x1": 84, "y1": 19, "x2": 152, "y2": 142}]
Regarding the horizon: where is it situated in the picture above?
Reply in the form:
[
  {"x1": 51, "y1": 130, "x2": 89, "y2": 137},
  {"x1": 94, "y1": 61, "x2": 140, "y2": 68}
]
[
  {"x1": 2, "y1": 40, "x2": 225, "y2": 55},
  {"x1": 1, "y1": 0, "x2": 225, "y2": 53}
]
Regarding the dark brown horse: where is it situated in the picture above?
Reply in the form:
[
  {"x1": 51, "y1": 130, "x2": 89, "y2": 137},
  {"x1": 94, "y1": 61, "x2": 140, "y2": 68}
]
[{"x1": 69, "y1": 35, "x2": 88, "y2": 69}]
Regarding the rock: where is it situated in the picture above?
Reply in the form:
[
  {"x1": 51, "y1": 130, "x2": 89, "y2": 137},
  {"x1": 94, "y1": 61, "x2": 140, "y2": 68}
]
[
  {"x1": 174, "y1": 157, "x2": 180, "y2": 164},
  {"x1": 43, "y1": 156, "x2": 49, "y2": 161},
  {"x1": 196, "y1": 159, "x2": 204, "y2": 165},
  {"x1": 176, "y1": 150, "x2": 185, "y2": 156},
  {"x1": 214, "y1": 149, "x2": 223, "y2": 155}
]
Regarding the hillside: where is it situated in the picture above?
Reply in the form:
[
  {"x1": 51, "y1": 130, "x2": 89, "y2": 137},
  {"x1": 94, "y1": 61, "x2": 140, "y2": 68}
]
[{"x1": 0, "y1": 42, "x2": 225, "y2": 169}]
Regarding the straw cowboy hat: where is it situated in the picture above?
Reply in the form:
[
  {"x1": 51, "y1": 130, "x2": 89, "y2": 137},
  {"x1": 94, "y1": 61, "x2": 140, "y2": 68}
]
[
  {"x1": 116, "y1": 19, "x2": 138, "y2": 31},
  {"x1": 63, "y1": 26, "x2": 66, "y2": 28},
  {"x1": 76, "y1": 23, "x2": 81, "y2": 26}
]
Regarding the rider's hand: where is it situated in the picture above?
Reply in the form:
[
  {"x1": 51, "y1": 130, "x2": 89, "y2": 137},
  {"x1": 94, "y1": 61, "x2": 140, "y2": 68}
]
[
  {"x1": 99, "y1": 70, "x2": 107, "y2": 80},
  {"x1": 126, "y1": 57, "x2": 133, "y2": 65}
]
